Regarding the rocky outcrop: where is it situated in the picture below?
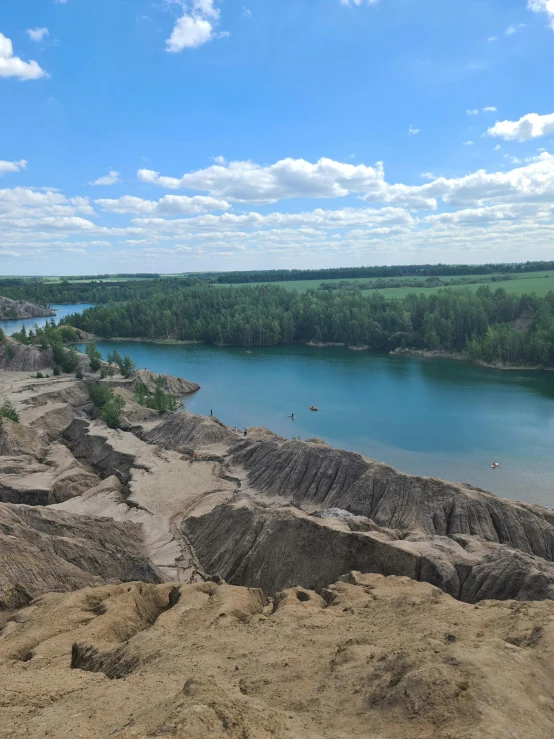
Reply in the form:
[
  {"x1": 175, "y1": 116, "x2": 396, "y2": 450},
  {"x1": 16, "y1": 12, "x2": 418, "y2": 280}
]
[
  {"x1": 64, "y1": 418, "x2": 138, "y2": 484},
  {"x1": 0, "y1": 296, "x2": 55, "y2": 320},
  {"x1": 0, "y1": 337, "x2": 53, "y2": 372},
  {"x1": 183, "y1": 499, "x2": 554, "y2": 602},
  {"x1": 0, "y1": 419, "x2": 101, "y2": 506},
  {"x1": 229, "y1": 437, "x2": 554, "y2": 561},
  {"x1": 110, "y1": 369, "x2": 199, "y2": 396},
  {"x1": 142, "y1": 410, "x2": 236, "y2": 452},
  {"x1": 0, "y1": 502, "x2": 161, "y2": 609}
]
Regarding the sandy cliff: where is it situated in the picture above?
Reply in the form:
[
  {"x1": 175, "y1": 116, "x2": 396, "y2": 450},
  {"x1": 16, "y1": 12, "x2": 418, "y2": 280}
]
[
  {"x1": 0, "y1": 296, "x2": 55, "y2": 320},
  {"x1": 2, "y1": 348, "x2": 554, "y2": 737}
]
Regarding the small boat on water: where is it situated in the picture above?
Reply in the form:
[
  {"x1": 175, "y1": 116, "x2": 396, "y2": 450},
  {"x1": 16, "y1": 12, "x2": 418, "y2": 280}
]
[
  {"x1": 491, "y1": 462, "x2": 499, "y2": 469},
  {"x1": 309, "y1": 406, "x2": 319, "y2": 412}
]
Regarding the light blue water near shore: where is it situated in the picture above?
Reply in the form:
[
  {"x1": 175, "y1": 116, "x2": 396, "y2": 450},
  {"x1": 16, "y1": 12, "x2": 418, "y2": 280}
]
[
  {"x1": 79, "y1": 340, "x2": 554, "y2": 508},
  {"x1": 0, "y1": 304, "x2": 95, "y2": 336}
]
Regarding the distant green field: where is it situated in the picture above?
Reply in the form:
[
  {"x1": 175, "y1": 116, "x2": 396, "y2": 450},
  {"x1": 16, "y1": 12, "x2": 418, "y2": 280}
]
[
  {"x1": 219, "y1": 275, "x2": 432, "y2": 292},
  {"x1": 218, "y1": 271, "x2": 554, "y2": 298},
  {"x1": 42, "y1": 276, "x2": 157, "y2": 283},
  {"x1": 365, "y1": 272, "x2": 554, "y2": 299}
]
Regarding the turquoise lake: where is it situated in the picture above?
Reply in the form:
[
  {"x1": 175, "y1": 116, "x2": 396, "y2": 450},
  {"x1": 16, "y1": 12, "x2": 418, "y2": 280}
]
[
  {"x1": 0, "y1": 304, "x2": 95, "y2": 336},
  {"x1": 81, "y1": 340, "x2": 554, "y2": 508}
]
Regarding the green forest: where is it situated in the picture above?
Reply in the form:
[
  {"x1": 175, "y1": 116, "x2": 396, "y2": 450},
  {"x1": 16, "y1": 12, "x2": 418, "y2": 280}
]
[
  {"x1": 65, "y1": 283, "x2": 554, "y2": 368},
  {"x1": 2, "y1": 260, "x2": 554, "y2": 306},
  {"x1": 0, "y1": 277, "x2": 198, "y2": 306},
  {"x1": 207, "y1": 260, "x2": 554, "y2": 284}
]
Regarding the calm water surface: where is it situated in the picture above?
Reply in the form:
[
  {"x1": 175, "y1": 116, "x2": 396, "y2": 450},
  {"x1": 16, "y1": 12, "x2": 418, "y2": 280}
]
[
  {"x1": 0, "y1": 304, "x2": 95, "y2": 336},
  {"x1": 82, "y1": 341, "x2": 554, "y2": 508}
]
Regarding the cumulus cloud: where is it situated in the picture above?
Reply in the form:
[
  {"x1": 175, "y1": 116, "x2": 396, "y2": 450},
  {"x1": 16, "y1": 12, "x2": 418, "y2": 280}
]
[
  {"x1": 27, "y1": 28, "x2": 49, "y2": 42},
  {"x1": 0, "y1": 187, "x2": 94, "y2": 217},
  {"x1": 96, "y1": 194, "x2": 230, "y2": 215},
  {"x1": 0, "y1": 33, "x2": 48, "y2": 80},
  {"x1": 137, "y1": 158, "x2": 436, "y2": 207},
  {"x1": 483, "y1": 106, "x2": 497, "y2": 112},
  {"x1": 135, "y1": 153, "x2": 554, "y2": 212},
  {"x1": 528, "y1": 0, "x2": 554, "y2": 30},
  {"x1": 89, "y1": 170, "x2": 121, "y2": 186},
  {"x1": 467, "y1": 109, "x2": 479, "y2": 116},
  {"x1": 166, "y1": 0, "x2": 225, "y2": 51},
  {"x1": 408, "y1": 124, "x2": 420, "y2": 135},
  {"x1": 0, "y1": 160, "x2": 27, "y2": 177},
  {"x1": 8, "y1": 153, "x2": 554, "y2": 266},
  {"x1": 487, "y1": 112, "x2": 554, "y2": 141}
]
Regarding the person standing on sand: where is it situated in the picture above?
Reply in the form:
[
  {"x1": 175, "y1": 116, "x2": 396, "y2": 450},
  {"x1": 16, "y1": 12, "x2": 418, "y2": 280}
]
[
  {"x1": 244, "y1": 428, "x2": 247, "y2": 436},
  {"x1": 210, "y1": 409, "x2": 213, "y2": 417}
]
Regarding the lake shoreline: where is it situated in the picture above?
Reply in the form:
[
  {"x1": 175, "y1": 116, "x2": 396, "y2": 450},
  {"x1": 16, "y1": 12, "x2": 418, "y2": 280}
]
[
  {"x1": 72, "y1": 334, "x2": 554, "y2": 372},
  {"x1": 390, "y1": 347, "x2": 554, "y2": 372}
]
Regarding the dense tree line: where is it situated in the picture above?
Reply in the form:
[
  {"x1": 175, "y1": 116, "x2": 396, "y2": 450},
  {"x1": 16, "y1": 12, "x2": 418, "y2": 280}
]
[
  {"x1": 2, "y1": 262, "x2": 554, "y2": 307},
  {"x1": 209, "y1": 261, "x2": 554, "y2": 284},
  {"x1": 0, "y1": 277, "x2": 198, "y2": 306},
  {"x1": 64, "y1": 283, "x2": 554, "y2": 367}
]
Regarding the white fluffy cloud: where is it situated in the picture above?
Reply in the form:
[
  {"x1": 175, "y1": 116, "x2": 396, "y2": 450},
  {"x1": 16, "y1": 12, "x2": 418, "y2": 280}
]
[
  {"x1": 0, "y1": 33, "x2": 47, "y2": 80},
  {"x1": 89, "y1": 171, "x2": 121, "y2": 186},
  {"x1": 27, "y1": 28, "x2": 49, "y2": 42},
  {"x1": 136, "y1": 153, "x2": 554, "y2": 212},
  {"x1": 7, "y1": 154, "x2": 554, "y2": 265},
  {"x1": 528, "y1": 0, "x2": 554, "y2": 29},
  {"x1": 137, "y1": 158, "x2": 436, "y2": 208},
  {"x1": 487, "y1": 112, "x2": 554, "y2": 141},
  {"x1": 96, "y1": 194, "x2": 230, "y2": 215},
  {"x1": 166, "y1": 0, "x2": 225, "y2": 51},
  {"x1": 0, "y1": 160, "x2": 27, "y2": 177}
]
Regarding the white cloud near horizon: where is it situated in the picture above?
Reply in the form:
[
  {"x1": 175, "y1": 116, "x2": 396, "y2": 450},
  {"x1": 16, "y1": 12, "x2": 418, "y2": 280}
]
[
  {"x1": 488, "y1": 112, "x2": 554, "y2": 141},
  {"x1": 166, "y1": 0, "x2": 225, "y2": 51},
  {"x1": 0, "y1": 160, "x2": 27, "y2": 177},
  {"x1": 89, "y1": 171, "x2": 121, "y2": 186},
  {"x1": 133, "y1": 153, "x2": 554, "y2": 218},
  {"x1": 528, "y1": 0, "x2": 554, "y2": 29},
  {"x1": 0, "y1": 33, "x2": 48, "y2": 80},
  {"x1": 27, "y1": 28, "x2": 49, "y2": 42},
  {"x1": 96, "y1": 194, "x2": 230, "y2": 215},
  {"x1": 7, "y1": 154, "x2": 554, "y2": 264}
]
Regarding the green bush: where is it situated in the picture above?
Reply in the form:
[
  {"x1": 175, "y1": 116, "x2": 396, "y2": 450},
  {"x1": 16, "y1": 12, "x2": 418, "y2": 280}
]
[
  {"x1": 53, "y1": 365, "x2": 60, "y2": 376},
  {"x1": 85, "y1": 343, "x2": 102, "y2": 372},
  {"x1": 89, "y1": 382, "x2": 113, "y2": 408},
  {"x1": 107, "y1": 350, "x2": 136, "y2": 378},
  {"x1": 36, "y1": 372, "x2": 44, "y2": 379},
  {"x1": 134, "y1": 378, "x2": 179, "y2": 412},
  {"x1": 100, "y1": 395, "x2": 125, "y2": 428},
  {"x1": 0, "y1": 399, "x2": 19, "y2": 423},
  {"x1": 89, "y1": 382, "x2": 126, "y2": 429}
]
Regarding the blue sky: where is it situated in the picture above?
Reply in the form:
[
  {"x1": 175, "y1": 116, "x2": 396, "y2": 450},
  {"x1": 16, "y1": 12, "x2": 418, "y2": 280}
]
[{"x1": 1, "y1": 0, "x2": 554, "y2": 275}]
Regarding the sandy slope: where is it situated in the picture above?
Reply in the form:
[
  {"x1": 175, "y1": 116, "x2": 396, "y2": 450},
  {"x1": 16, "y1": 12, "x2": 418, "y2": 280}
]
[{"x1": 1, "y1": 573, "x2": 554, "y2": 739}]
